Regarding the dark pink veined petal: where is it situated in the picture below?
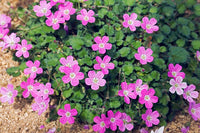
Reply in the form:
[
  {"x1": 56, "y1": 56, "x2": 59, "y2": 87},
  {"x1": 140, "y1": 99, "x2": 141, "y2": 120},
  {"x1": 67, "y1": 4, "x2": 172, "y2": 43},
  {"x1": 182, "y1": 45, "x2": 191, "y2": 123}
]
[
  {"x1": 149, "y1": 18, "x2": 157, "y2": 26},
  {"x1": 33, "y1": 5, "x2": 40, "y2": 12},
  {"x1": 15, "y1": 51, "x2": 22, "y2": 57},
  {"x1": 102, "y1": 36, "x2": 109, "y2": 43},
  {"x1": 76, "y1": 72, "x2": 84, "y2": 80},
  {"x1": 88, "y1": 70, "x2": 96, "y2": 78},
  {"x1": 141, "y1": 23, "x2": 147, "y2": 30},
  {"x1": 82, "y1": 20, "x2": 88, "y2": 26},
  {"x1": 148, "y1": 88, "x2": 155, "y2": 96},
  {"x1": 99, "y1": 48, "x2": 106, "y2": 54},
  {"x1": 34, "y1": 60, "x2": 40, "y2": 67},
  {"x1": 107, "y1": 63, "x2": 114, "y2": 69},
  {"x1": 176, "y1": 76, "x2": 183, "y2": 83},
  {"x1": 70, "y1": 108, "x2": 78, "y2": 116},
  {"x1": 26, "y1": 44, "x2": 32, "y2": 50},
  {"x1": 146, "y1": 56, "x2": 154, "y2": 63},
  {"x1": 138, "y1": 46, "x2": 145, "y2": 54},
  {"x1": 151, "y1": 118, "x2": 159, "y2": 125},
  {"x1": 103, "y1": 55, "x2": 111, "y2": 63},
  {"x1": 128, "y1": 92, "x2": 137, "y2": 99},
  {"x1": 96, "y1": 71, "x2": 104, "y2": 80},
  {"x1": 129, "y1": 25, "x2": 136, "y2": 31},
  {"x1": 140, "y1": 59, "x2": 147, "y2": 65},
  {"x1": 178, "y1": 72, "x2": 185, "y2": 79},
  {"x1": 80, "y1": 9, "x2": 88, "y2": 16},
  {"x1": 64, "y1": 104, "x2": 71, "y2": 111},
  {"x1": 53, "y1": 23, "x2": 60, "y2": 30},
  {"x1": 71, "y1": 79, "x2": 79, "y2": 86},
  {"x1": 62, "y1": 75, "x2": 71, "y2": 83},
  {"x1": 24, "y1": 68, "x2": 31, "y2": 75},
  {"x1": 142, "y1": 17, "x2": 149, "y2": 24},
  {"x1": 72, "y1": 64, "x2": 80, "y2": 73},
  {"x1": 139, "y1": 96, "x2": 145, "y2": 104},
  {"x1": 118, "y1": 90, "x2": 124, "y2": 96},
  {"x1": 93, "y1": 124, "x2": 101, "y2": 132},
  {"x1": 123, "y1": 21, "x2": 129, "y2": 28},
  {"x1": 21, "y1": 39, "x2": 27, "y2": 45},
  {"x1": 125, "y1": 123, "x2": 134, "y2": 131},
  {"x1": 23, "y1": 52, "x2": 29, "y2": 58},
  {"x1": 151, "y1": 96, "x2": 158, "y2": 103},
  {"x1": 60, "y1": 116, "x2": 67, "y2": 124},
  {"x1": 105, "y1": 43, "x2": 112, "y2": 50},
  {"x1": 134, "y1": 53, "x2": 141, "y2": 60},
  {"x1": 188, "y1": 84, "x2": 196, "y2": 91},
  {"x1": 59, "y1": 57, "x2": 67, "y2": 65},
  {"x1": 68, "y1": 117, "x2": 75, "y2": 124},
  {"x1": 0, "y1": 87, "x2": 8, "y2": 95},
  {"x1": 123, "y1": 14, "x2": 129, "y2": 21},
  {"x1": 145, "y1": 48, "x2": 153, "y2": 56},
  {"x1": 119, "y1": 125, "x2": 126, "y2": 132},
  {"x1": 121, "y1": 82, "x2": 127, "y2": 90},
  {"x1": 107, "y1": 110, "x2": 114, "y2": 117},
  {"x1": 168, "y1": 63, "x2": 174, "y2": 71},
  {"x1": 146, "y1": 29, "x2": 154, "y2": 34},
  {"x1": 88, "y1": 17, "x2": 95, "y2": 23},
  {"x1": 134, "y1": 20, "x2": 141, "y2": 27},
  {"x1": 37, "y1": 68, "x2": 43, "y2": 74},
  {"x1": 22, "y1": 90, "x2": 30, "y2": 98},
  {"x1": 98, "y1": 79, "x2": 106, "y2": 86},
  {"x1": 174, "y1": 64, "x2": 182, "y2": 72},
  {"x1": 94, "y1": 36, "x2": 102, "y2": 44},
  {"x1": 124, "y1": 96, "x2": 130, "y2": 104},
  {"x1": 94, "y1": 64, "x2": 101, "y2": 70},
  {"x1": 45, "y1": 19, "x2": 52, "y2": 26},
  {"x1": 57, "y1": 109, "x2": 66, "y2": 116},
  {"x1": 152, "y1": 26, "x2": 159, "y2": 32},
  {"x1": 20, "y1": 81, "x2": 27, "y2": 89},
  {"x1": 130, "y1": 13, "x2": 137, "y2": 20},
  {"x1": 169, "y1": 86, "x2": 176, "y2": 94},
  {"x1": 101, "y1": 69, "x2": 109, "y2": 75},
  {"x1": 176, "y1": 87, "x2": 184, "y2": 95},
  {"x1": 191, "y1": 91, "x2": 199, "y2": 98},
  {"x1": 88, "y1": 10, "x2": 94, "y2": 16},
  {"x1": 93, "y1": 116, "x2": 101, "y2": 123},
  {"x1": 169, "y1": 78, "x2": 176, "y2": 85},
  {"x1": 26, "y1": 60, "x2": 33, "y2": 67},
  {"x1": 91, "y1": 83, "x2": 99, "y2": 90},
  {"x1": 76, "y1": 15, "x2": 83, "y2": 20},
  {"x1": 85, "y1": 78, "x2": 92, "y2": 85},
  {"x1": 30, "y1": 72, "x2": 37, "y2": 79},
  {"x1": 95, "y1": 56, "x2": 102, "y2": 63},
  {"x1": 92, "y1": 44, "x2": 99, "y2": 51}
]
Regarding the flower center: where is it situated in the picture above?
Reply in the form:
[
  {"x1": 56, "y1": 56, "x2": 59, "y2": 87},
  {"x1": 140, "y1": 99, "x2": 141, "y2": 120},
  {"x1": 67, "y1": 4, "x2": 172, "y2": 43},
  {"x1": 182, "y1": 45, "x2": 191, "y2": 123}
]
[
  {"x1": 7, "y1": 91, "x2": 13, "y2": 98},
  {"x1": 123, "y1": 119, "x2": 127, "y2": 125},
  {"x1": 144, "y1": 95, "x2": 150, "y2": 101},
  {"x1": 0, "y1": 34, "x2": 3, "y2": 38},
  {"x1": 174, "y1": 83, "x2": 179, "y2": 88},
  {"x1": 147, "y1": 115, "x2": 152, "y2": 121},
  {"x1": 123, "y1": 90, "x2": 129, "y2": 96},
  {"x1": 128, "y1": 20, "x2": 133, "y2": 25},
  {"x1": 31, "y1": 67, "x2": 37, "y2": 72},
  {"x1": 1, "y1": 21, "x2": 5, "y2": 26},
  {"x1": 64, "y1": 9, "x2": 69, "y2": 15},
  {"x1": 52, "y1": 18, "x2": 58, "y2": 24},
  {"x1": 99, "y1": 43, "x2": 105, "y2": 48},
  {"x1": 53, "y1": 0, "x2": 58, "y2": 2},
  {"x1": 110, "y1": 118, "x2": 115, "y2": 123},
  {"x1": 136, "y1": 87, "x2": 141, "y2": 92},
  {"x1": 100, "y1": 122, "x2": 105, "y2": 127},
  {"x1": 93, "y1": 78, "x2": 99, "y2": 84},
  {"x1": 44, "y1": 89, "x2": 49, "y2": 94},
  {"x1": 66, "y1": 63, "x2": 71, "y2": 67},
  {"x1": 146, "y1": 24, "x2": 151, "y2": 29},
  {"x1": 141, "y1": 54, "x2": 147, "y2": 60},
  {"x1": 41, "y1": 8, "x2": 47, "y2": 14},
  {"x1": 100, "y1": 63, "x2": 106, "y2": 68},
  {"x1": 27, "y1": 85, "x2": 33, "y2": 91},
  {"x1": 172, "y1": 71, "x2": 177, "y2": 77},
  {"x1": 84, "y1": 16, "x2": 89, "y2": 21},
  {"x1": 186, "y1": 91, "x2": 190, "y2": 96},
  {"x1": 198, "y1": 56, "x2": 200, "y2": 60},
  {"x1": 70, "y1": 73, "x2": 76, "y2": 79},
  {"x1": 66, "y1": 112, "x2": 71, "y2": 117},
  {"x1": 40, "y1": 102, "x2": 46, "y2": 108},
  {"x1": 10, "y1": 41, "x2": 15, "y2": 46},
  {"x1": 191, "y1": 108, "x2": 196, "y2": 114},
  {"x1": 22, "y1": 47, "x2": 27, "y2": 52}
]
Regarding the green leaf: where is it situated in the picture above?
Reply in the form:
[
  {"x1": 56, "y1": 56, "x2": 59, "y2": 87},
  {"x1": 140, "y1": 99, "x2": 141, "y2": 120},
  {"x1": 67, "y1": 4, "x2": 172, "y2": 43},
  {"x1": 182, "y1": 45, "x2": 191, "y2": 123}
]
[
  {"x1": 122, "y1": 64, "x2": 134, "y2": 76},
  {"x1": 149, "y1": 7, "x2": 158, "y2": 13},
  {"x1": 161, "y1": 25, "x2": 171, "y2": 35},
  {"x1": 109, "y1": 100, "x2": 121, "y2": 108},
  {"x1": 123, "y1": 0, "x2": 135, "y2": 6},
  {"x1": 71, "y1": 89, "x2": 85, "y2": 102},
  {"x1": 115, "y1": 31, "x2": 124, "y2": 41},
  {"x1": 69, "y1": 37, "x2": 84, "y2": 50},
  {"x1": 103, "y1": 25, "x2": 114, "y2": 36},
  {"x1": 194, "y1": 4, "x2": 200, "y2": 16},
  {"x1": 80, "y1": 109, "x2": 95, "y2": 124},
  {"x1": 63, "y1": 89, "x2": 73, "y2": 98},
  {"x1": 104, "y1": 0, "x2": 115, "y2": 6},
  {"x1": 153, "y1": 58, "x2": 166, "y2": 69},
  {"x1": 119, "y1": 47, "x2": 130, "y2": 57},
  {"x1": 191, "y1": 40, "x2": 200, "y2": 50},
  {"x1": 98, "y1": 8, "x2": 108, "y2": 18},
  {"x1": 49, "y1": 43, "x2": 58, "y2": 51},
  {"x1": 75, "y1": 103, "x2": 82, "y2": 115},
  {"x1": 159, "y1": 94, "x2": 170, "y2": 106},
  {"x1": 151, "y1": 71, "x2": 160, "y2": 81},
  {"x1": 176, "y1": 39, "x2": 185, "y2": 47},
  {"x1": 6, "y1": 67, "x2": 21, "y2": 77}
]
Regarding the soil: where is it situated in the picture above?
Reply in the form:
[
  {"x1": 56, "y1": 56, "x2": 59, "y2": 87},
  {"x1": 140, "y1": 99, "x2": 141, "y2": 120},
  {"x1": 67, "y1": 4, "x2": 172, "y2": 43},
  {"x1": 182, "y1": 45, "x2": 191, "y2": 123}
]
[{"x1": 0, "y1": 0, "x2": 200, "y2": 133}]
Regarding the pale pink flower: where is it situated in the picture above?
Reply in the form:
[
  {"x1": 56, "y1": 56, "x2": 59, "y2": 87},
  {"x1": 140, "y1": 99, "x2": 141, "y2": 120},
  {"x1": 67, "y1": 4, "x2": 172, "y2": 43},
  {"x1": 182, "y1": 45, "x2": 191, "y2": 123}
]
[
  {"x1": 151, "y1": 126, "x2": 164, "y2": 133},
  {"x1": 168, "y1": 63, "x2": 185, "y2": 79},
  {"x1": 92, "y1": 36, "x2": 112, "y2": 54},
  {"x1": 107, "y1": 110, "x2": 123, "y2": 131},
  {"x1": 118, "y1": 82, "x2": 137, "y2": 104},
  {"x1": 92, "y1": 114, "x2": 110, "y2": 133},
  {"x1": 139, "y1": 88, "x2": 158, "y2": 109},
  {"x1": 0, "y1": 41, "x2": 6, "y2": 50},
  {"x1": 134, "y1": 79, "x2": 148, "y2": 97},
  {"x1": 94, "y1": 55, "x2": 115, "y2": 75},
  {"x1": 76, "y1": 9, "x2": 95, "y2": 26},
  {"x1": 57, "y1": 104, "x2": 78, "y2": 124},
  {"x1": 35, "y1": 83, "x2": 54, "y2": 99},
  {"x1": 32, "y1": 96, "x2": 50, "y2": 115},
  {"x1": 135, "y1": 46, "x2": 154, "y2": 65},
  {"x1": 62, "y1": 64, "x2": 84, "y2": 86},
  {"x1": 140, "y1": 128, "x2": 148, "y2": 133},
  {"x1": 50, "y1": 0, "x2": 65, "y2": 6},
  {"x1": 169, "y1": 76, "x2": 187, "y2": 95},
  {"x1": 47, "y1": 127, "x2": 56, "y2": 133},
  {"x1": 59, "y1": 1, "x2": 76, "y2": 21},
  {"x1": 188, "y1": 101, "x2": 200, "y2": 121},
  {"x1": 119, "y1": 113, "x2": 134, "y2": 132},
  {"x1": 142, "y1": 109, "x2": 160, "y2": 127},
  {"x1": 59, "y1": 56, "x2": 78, "y2": 73},
  {"x1": 0, "y1": 14, "x2": 11, "y2": 28},
  {"x1": 197, "y1": 51, "x2": 200, "y2": 61},
  {"x1": 24, "y1": 60, "x2": 43, "y2": 79},
  {"x1": 0, "y1": 27, "x2": 9, "y2": 40},
  {"x1": 20, "y1": 78, "x2": 40, "y2": 98},
  {"x1": 181, "y1": 126, "x2": 189, "y2": 133},
  {"x1": 33, "y1": 1, "x2": 52, "y2": 17},
  {"x1": 123, "y1": 13, "x2": 141, "y2": 31},
  {"x1": 0, "y1": 84, "x2": 18, "y2": 104},
  {"x1": 85, "y1": 71, "x2": 106, "y2": 90},
  {"x1": 141, "y1": 17, "x2": 159, "y2": 34},
  {"x1": 3, "y1": 33, "x2": 20, "y2": 50},
  {"x1": 15, "y1": 39, "x2": 32, "y2": 58},
  {"x1": 183, "y1": 84, "x2": 199, "y2": 103},
  {"x1": 46, "y1": 11, "x2": 65, "y2": 30}
]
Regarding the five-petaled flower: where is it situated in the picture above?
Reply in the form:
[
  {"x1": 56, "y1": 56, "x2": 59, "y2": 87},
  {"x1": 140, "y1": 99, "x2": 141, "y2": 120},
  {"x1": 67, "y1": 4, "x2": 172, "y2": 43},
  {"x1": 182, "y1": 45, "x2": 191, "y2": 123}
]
[
  {"x1": 134, "y1": 46, "x2": 154, "y2": 65},
  {"x1": 32, "y1": 96, "x2": 50, "y2": 115},
  {"x1": 0, "y1": 14, "x2": 11, "y2": 29},
  {"x1": 24, "y1": 60, "x2": 43, "y2": 79},
  {"x1": 123, "y1": 13, "x2": 141, "y2": 31},
  {"x1": 57, "y1": 104, "x2": 78, "y2": 124},
  {"x1": 92, "y1": 36, "x2": 112, "y2": 54},
  {"x1": 142, "y1": 109, "x2": 160, "y2": 127},
  {"x1": 141, "y1": 17, "x2": 159, "y2": 34},
  {"x1": 59, "y1": 56, "x2": 78, "y2": 73},
  {"x1": 46, "y1": 11, "x2": 65, "y2": 30},
  {"x1": 119, "y1": 113, "x2": 134, "y2": 132},
  {"x1": 188, "y1": 101, "x2": 200, "y2": 121},
  {"x1": 197, "y1": 51, "x2": 200, "y2": 62},
  {"x1": 92, "y1": 114, "x2": 110, "y2": 133},
  {"x1": 33, "y1": 0, "x2": 52, "y2": 17},
  {"x1": 183, "y1": 84, "x2": 199, "y2": 103},
  {"x1": 15, "y1": 39, "x2": 32, "y2": 58},
  {"x1": 59, "y1": 1, "x2": 76, "y2": 21},
  {"x1": 0, "y1": 27, "x2": 9, "y2": 40},
  {"x1": 107, "y1": 110, "x2": 123, "y2": 131},
  {"x1": 0, "y1": 84, "x2": 18, "y2": 104},
  {"x1": 35, "y1": 83, "x2": 54, "y2": 99},
  {"x1": 169, "y1": 76, "x2": 187, "y2": 95},
  {"x1": 168, "y1": 63, "x2": 185, "y2": 79},
  {"x1": 50, "y1": 0, "x2": 65, "y2": 6},
  {"x1": 76, "y1": 9, "x2": 95, "y2": 26},
  {"x1": 3, "y1": 33, "x2": 20, "y2": 50},
  {"x1": 134, "y1": 79, "x2": 148, "y2": 97}
]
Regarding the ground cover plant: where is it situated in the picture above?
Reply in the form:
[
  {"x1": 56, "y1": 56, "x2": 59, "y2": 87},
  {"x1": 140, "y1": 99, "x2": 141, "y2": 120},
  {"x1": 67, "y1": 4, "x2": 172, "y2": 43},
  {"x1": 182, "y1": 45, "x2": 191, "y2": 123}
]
[{"x1": 0, "y1": 0, "x2": 200, "y2": 132}]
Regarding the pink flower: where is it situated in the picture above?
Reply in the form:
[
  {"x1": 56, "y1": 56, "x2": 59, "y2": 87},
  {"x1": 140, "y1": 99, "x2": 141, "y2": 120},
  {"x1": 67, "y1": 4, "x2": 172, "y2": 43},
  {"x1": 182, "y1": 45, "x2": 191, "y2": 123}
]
[
  {"x1": 139, "y1": 88, "x2": 158, "y2": 109},
  {"x1": 24, "y1": 60, "x2": 43, "y2": 79},
  {"x1": 141, "y1": 17, "x2": 159, "y2": 34},
  {"x1": 59, "y1": 1, "x2": 76, "y2": 21},
  {"x1": 33, "y1": 1, "x2": 52, "y2": 17},
  {"x1": 169, "y1": 76, "x2": 187, "y2": 95},
  {"x1": 85, "y1": 71, "x2": 106, "y2": 90},
  {"x1": 57, "y1": 104, "x2": 78, "y2": 124},
  {"x1": 181, "y1": 126, "x2": 189, "y2": 133},
  {"x1": 140, "y1": 128, "x2": 148, "y2": 133},
  {"x1": 119, "y1": 113, "x2": 134, "y2": 132},
  {"x1": 0, "y1": 41, "x2": 6, "y2": 50},
  {"x1": 94, "y1": 55, "x2": 115, "y2": 75},
  {"x1": 0, "y1": 27, "x2": 9, "y2": 40},
  {"x1": 47, "y1": 127, "x2": 56, "y2": 133},
  {"x1": 49, "y1": 0, "x2": 65, "y2": 6},
  {"x1": 142, "y1": 109, "x2": 160, "y2": 127},
  {"x1": 62, "y1": 64, "x2": 84, "y2": 86},
  {"x1": 40, "y1": 125, "x2": 45, "y2": 129},
  {"x1": 135, "y1": 46, "x2": 154, "y2": 65},
  {"x1": 46, "y1": 11, "x2": 65, "y2": 30},
  {"x1": 188, "y1": 101, "x2": 200, "y2": 121},
  {"x1": 76, "y1": 9, "x2": 95, "y2": 26},
  {"x1": 123, "y1": 13, "x2": 141, "y2": 31},
  {"x1": 134, "y1": 79, "x2": 148, "y2": 97},
  {"x1": 93, "y1": 114, "x2": 110, "y2": 133},
  {"x1": 107, "y1": 110, "x2": 123, "y2": 131},
  {"x1": 35, "y1": 83, "x2": 54, "y2": 99},
  {"x1": 0, "y1": 14, "x2": 11, "y2": 29},
  {"x1": 3, "y1": 33, "x2": 20, "y2": 50},
  {"x1": 59, "y1": 56, "x2": 78, "y2": 73},
  {"x1": 168, "y1": 64, "x2": 185, "y2": 79},
  {"x1": 197, "y1": 51, "x2": 200, "y2": 61},
  {"x1": 118, "y1": 82, "x2": 137, "y2": 104},
  {"x1": 20, "y1": 78, "x2": 40, "y2": 98},
  {"x1": 183, "y1": 84, "x2": 199, "y2": 103},
  {"x1": 0, "y1": 84, "x2": 18, "y2": 104},
  {"x1": 15, "y1": 39, "x2": 32, "y2": 58},
  {"x1": 32, "y1": 96, "x2": 50, "y2": 115},
  {"x1": 92, "y1": 36, "x2": 112, "y2": 54}
]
